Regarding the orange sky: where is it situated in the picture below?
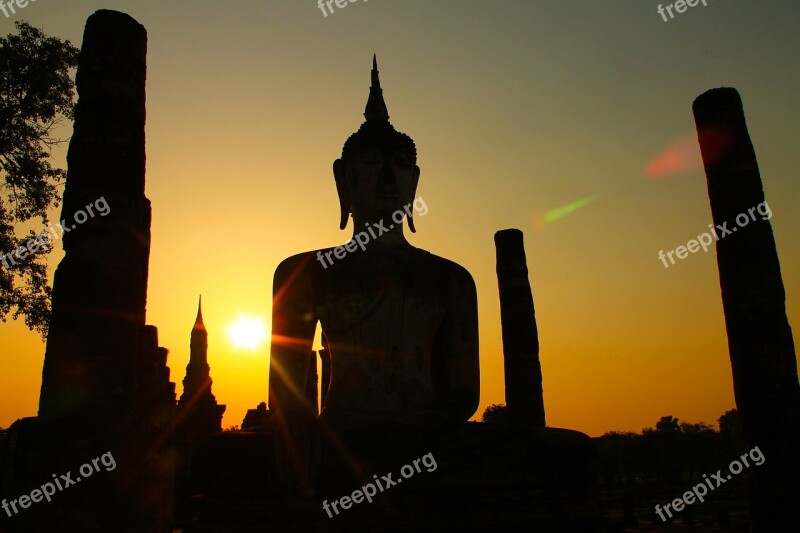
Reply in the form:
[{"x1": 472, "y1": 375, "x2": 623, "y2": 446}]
[{"x1": 1, "y1": 1, "x2": 799, "y2": 437}]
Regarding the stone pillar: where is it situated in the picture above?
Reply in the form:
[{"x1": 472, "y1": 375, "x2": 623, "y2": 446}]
[
  {"x1": 693, "y1": 87, "x2": 800, "y2": 531},
  {"x1": 494, "y1": 229, "x2": 546, "y2": 427},
  {"x1": 21, "y1": 11, "x2": 176, "y2": 532},
  {"x1": 39, "y1": 9, "x2": 150, "y2": 422}
]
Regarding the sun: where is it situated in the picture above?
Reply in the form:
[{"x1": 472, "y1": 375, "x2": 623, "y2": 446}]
[{"x1": 227, "y1": 316, "x2": 267, "y2": 350}]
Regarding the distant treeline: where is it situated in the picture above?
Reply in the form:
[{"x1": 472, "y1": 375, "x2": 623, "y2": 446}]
[
  {"x1": 480, "y1": 404, "x2": 744, "y2": 485},
  {"x1": 595, "y1": 410, "x2": 743, "y2": 485}
]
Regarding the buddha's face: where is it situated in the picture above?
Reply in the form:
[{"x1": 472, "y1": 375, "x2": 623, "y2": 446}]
[{"x1": 335, "y1": 139, "x2": 419, "y2": 227}]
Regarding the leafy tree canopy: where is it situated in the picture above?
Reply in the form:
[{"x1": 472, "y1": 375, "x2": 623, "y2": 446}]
[
  {"x1": 481, "y1": 403, "x2": 508, "y2": 424},
  {"x1": 0, "y1": 21, "x2": 79, "y2": 337}
]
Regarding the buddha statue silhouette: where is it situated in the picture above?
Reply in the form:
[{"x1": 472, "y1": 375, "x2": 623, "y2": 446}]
[
  {"x1": 268, "y1": 56, "x2": 480, "y2": 441},
  {"x1": 193, "y1": 60, "x2": 597, "y2": 528}
]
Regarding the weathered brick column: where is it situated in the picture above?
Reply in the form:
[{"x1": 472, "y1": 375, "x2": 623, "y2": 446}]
[
  {"x1": 693, "y1": 87, "x2": 800, "y2": 532},
  {"x1": 495, "y1": 229, "x2": 546, "y2": 427},
  {"x1": 39, "y1": 8, "x2": 150, "y2": 423},
  {"x1": 24, "y1": 11, "x2": 176, "y2": 532}
]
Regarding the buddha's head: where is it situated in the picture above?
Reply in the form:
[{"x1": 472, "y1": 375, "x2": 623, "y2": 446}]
[{"x1": 334, "y1": 56, "x2": 420, "y2": 232}]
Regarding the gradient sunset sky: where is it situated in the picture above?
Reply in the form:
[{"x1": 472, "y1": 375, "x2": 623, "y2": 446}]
[{"x1": 1, "y1": 1, "x2": 799, "y2": 437}]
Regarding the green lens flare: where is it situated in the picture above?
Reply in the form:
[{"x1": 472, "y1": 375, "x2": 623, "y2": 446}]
[{"x1": 543, "y1": 195, "x2": 597, "y2": 223}]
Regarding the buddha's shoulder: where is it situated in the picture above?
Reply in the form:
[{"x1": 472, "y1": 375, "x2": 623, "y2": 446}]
[
  {"x1": 273, "y1": 251, "x2": 322, "y2": 281},
  {"x1": 411, "y1": 248, "x2": 475, "y2": 285},
  {"x1": 274, "y1": 248, "x2": 475, "y2": 286}
]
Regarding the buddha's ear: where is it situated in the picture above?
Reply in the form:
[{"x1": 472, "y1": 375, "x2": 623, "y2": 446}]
[
  {"x1": 408, "y1": 165, "x2": 421, "y2": 233},
  {"x1": 333, "y1": 159, "x2": 350, "y2": 230}
]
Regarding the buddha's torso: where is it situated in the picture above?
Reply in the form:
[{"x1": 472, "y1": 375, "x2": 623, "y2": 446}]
[{"x1": 309, "y1": 247, "x2": 459, "y2": 425}]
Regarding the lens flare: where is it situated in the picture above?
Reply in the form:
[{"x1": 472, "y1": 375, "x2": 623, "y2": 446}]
[
  {"x1": 645, "y1": 131, "x2": 702, "y2": 179},
  {"x1": 533, "y1": 195, "x2": 598, "y2": 231},
  {"x1": 544, "y1": 195, "x2": 597, "y2": 222}
]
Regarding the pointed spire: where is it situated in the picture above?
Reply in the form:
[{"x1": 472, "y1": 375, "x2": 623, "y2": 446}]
[
  {"x1": 194, "y1": 295, "x2": 205, "y2": 330},
  {"x1": 364, "y1": 54, "x2": 390, "y2": 122},
  {"x1": 371, "y1": 54, "x2": 380, "y2": 89}
]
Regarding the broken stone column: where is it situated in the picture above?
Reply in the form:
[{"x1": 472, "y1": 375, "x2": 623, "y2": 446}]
[
  {"x1": 495, "y1": 229, "x2": 546, "y2": 427},
  {"x1": 693, "y1": 87, "x2": 800, "y2": 531},
  {"x1": 39, "y1": 9, "x2": 151, "y2": 422},
  {"x1": 20, "y1": 11, "x2": 176, "y2": 532}
]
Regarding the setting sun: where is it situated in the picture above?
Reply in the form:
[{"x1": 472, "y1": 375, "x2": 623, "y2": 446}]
[{"x1": 227, "y1": 316, "x2": 267, "y2": 350}]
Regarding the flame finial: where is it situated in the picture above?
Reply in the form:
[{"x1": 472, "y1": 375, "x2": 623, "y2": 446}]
[{"x1": 364, "y1": 54, "x2": 389, "y2": 122}]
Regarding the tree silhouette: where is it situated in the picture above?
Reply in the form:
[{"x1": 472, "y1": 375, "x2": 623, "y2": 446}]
[
  {"x1": 718, "y1": 408, "x2": 744, "y2": 458},
  {"x1": 718, "y1": 409, "x2": 741, "y2": 439},
  {"x1": 597, "y1": 410, "x2": 742, "y2": 486},
  {"x1": 678, "y1": 421, "x2": 717, "y2": 479},
  {"x1": 0, "y1": 21, "x2": 79, "y2": 337},
  {"x1": 654, "y1": 415, "x2": 680, "y2": 433},
  {"x1": 481, "y1": 403, "x2": 508, "y2": 424}
]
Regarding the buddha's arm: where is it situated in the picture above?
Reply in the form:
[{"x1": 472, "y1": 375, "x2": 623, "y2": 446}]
[
  {"x1": 268, "y1": 253, "x2": 318, "y2": 424},
  {"x1": 436, "y1": 267, "x2": 480, "y2": 422}
]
